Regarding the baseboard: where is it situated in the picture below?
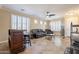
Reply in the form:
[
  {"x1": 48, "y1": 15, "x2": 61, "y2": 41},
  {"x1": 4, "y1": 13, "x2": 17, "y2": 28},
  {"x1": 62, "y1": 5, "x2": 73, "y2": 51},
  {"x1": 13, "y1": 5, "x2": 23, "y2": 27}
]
[{"x1": 0, "y1": 40, "x2": 8, "y2": 44}]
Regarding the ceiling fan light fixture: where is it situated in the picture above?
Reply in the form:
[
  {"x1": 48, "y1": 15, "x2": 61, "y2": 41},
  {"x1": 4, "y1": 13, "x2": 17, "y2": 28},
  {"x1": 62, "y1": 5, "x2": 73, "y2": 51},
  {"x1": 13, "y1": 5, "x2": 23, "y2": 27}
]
[{"x1": 46, "y1": 11, "x2": 56, "y2": 17}]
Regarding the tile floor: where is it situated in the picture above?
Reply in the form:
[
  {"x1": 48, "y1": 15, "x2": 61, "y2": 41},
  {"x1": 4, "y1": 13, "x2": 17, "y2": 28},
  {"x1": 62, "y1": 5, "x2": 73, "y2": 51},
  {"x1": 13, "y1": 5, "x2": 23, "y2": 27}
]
[
  {"x1": 0, "y1": 35, "x2": 70, "y2": 54},
  {"x1": 20, "y1": 36, "x2": 70, "y2": 54}
]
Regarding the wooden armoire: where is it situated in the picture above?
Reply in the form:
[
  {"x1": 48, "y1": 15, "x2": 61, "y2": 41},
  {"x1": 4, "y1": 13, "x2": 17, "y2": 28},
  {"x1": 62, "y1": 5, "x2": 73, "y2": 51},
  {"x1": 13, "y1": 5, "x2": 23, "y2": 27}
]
[{"x1": 8, "y1": 29, "x2": 25, "y2": 54}]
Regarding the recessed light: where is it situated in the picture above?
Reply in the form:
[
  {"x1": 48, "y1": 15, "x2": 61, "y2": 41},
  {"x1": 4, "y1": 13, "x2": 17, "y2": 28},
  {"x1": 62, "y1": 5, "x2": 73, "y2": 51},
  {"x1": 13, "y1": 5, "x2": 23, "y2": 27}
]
[
  {"x1": 34, "y1": 19, "x2": 38, "y2": 24},
  {"x1": 40, "y1": 21, "x2": 43, "y2": 25}
]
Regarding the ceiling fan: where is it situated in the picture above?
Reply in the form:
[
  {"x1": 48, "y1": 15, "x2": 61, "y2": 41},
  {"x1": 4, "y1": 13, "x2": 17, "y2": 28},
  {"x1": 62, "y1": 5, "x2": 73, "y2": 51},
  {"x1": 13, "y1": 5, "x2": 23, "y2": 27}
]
[{"x1": 46, "y1": 11, "x2": 56, "y2": 17}]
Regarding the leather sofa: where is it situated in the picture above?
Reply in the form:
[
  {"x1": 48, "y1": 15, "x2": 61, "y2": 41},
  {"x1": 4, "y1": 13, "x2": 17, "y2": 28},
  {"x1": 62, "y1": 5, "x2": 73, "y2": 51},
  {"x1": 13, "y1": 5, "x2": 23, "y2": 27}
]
[
  {"x1": 30, "y1": 29, "x2": 46, "y2": 38},
  {"x1": 45, "y1": 29, "x2": 53, "y2": 34}
]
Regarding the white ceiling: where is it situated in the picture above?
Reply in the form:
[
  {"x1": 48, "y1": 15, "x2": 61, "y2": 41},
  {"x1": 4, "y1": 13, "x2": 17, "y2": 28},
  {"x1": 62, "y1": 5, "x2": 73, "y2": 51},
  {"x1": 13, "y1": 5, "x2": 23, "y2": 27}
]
[{"x1": 2, "y1": 4, "x2": 79, "y2": 20}]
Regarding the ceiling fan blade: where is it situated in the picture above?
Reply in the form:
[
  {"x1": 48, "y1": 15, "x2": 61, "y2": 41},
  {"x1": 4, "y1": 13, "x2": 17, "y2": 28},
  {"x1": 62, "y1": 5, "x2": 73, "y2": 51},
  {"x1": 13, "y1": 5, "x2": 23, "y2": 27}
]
[{"x1": 49, "y1": 14, "x2": 56, "y2": 16}]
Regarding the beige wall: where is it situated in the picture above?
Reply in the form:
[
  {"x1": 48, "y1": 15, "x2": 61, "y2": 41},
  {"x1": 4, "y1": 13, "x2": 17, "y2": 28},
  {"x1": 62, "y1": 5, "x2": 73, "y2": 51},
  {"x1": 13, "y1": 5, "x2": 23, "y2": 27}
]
[
  {"x1": 0, "y1": 8, "x2": 31, "y2": 42},
  {"x1": 0, "y1": 8, "x2": 66, "y2": 42},
  {"x1": 0, "y1": 9, "x2": 10, "y2": 42},
  {"x1": 0, "y1": 8, "x2": 48, "y2": 42},
  {"x1": 30, "y1": 17, "x2": 48, "y2": 30}
]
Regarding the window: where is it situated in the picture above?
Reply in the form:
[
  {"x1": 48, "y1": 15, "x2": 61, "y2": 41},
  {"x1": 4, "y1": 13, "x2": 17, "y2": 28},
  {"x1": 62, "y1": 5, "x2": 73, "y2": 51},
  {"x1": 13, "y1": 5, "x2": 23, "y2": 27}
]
[
  {"x1": 11, "y1": 14, "x2": 29, "y2": 30},
  {"x1": 50, "y1": 21, "x2": 61, "y2": 31},
  {"x1": 17, "y1": 16, "x2": 22, "y2": 29},
  {"x1": 22, "y1": 17, "x2": 27, "y2": 30},
  {"x1": 11, "y1": 15, "x2": 17, "y2": 29}
]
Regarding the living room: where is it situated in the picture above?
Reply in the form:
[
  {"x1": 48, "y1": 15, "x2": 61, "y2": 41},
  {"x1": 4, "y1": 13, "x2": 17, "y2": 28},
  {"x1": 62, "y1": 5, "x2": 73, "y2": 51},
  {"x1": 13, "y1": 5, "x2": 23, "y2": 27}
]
[{"x1": 0, "y1": 4, "x2": 79, "y2": 54}]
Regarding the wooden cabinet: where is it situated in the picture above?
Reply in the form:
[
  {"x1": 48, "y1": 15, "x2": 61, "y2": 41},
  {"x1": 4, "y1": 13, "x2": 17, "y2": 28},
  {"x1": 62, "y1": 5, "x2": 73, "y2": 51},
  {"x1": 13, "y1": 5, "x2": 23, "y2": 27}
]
[{"x1": 8, "y1": 29, "x2": 25, "y2": 54}]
